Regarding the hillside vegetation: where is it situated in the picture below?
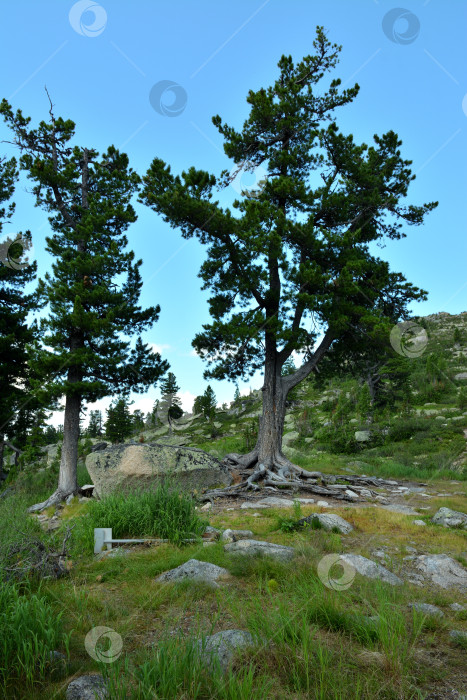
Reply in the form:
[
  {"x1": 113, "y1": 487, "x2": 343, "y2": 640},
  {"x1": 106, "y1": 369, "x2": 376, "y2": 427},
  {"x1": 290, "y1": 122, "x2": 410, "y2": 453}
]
[{"x1": 1, "y1": 311, "x2": 466, "y2": 699}]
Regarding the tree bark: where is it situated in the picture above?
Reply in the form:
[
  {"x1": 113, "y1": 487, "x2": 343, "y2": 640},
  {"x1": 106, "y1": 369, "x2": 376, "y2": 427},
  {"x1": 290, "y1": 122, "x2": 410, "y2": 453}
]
[
  {"x1": 256, "y1": 364, "x2": 287, "y2": 467},
  {"x1": 58, "y1": 389, "x2": 81, "y2": 494}
]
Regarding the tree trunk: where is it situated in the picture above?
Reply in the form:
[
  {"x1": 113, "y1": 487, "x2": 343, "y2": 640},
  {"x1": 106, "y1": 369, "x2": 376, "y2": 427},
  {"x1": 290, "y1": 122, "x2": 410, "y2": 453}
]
[
  {"x1": 256, "y1": 367, "x2": 287, "y2": 467},
  {"x1": 28, "y1": 367, "x2": 82, "y2": 512},
  {"x1": 58, "y1": 391, "x2": 81, "y2": 494}
]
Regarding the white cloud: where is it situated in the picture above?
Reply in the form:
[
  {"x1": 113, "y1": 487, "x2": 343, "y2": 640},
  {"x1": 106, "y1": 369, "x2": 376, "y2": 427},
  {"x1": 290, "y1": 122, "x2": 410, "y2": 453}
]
[
  {"x1": 148, "y1": 342, "x2": 171, "y2": 355},
  {"x1": 179, "y1": 390, "x2": 196, "y2": 412},
  {"x1": 130, "y1": 396, "x2": 155, "y2": 415}
]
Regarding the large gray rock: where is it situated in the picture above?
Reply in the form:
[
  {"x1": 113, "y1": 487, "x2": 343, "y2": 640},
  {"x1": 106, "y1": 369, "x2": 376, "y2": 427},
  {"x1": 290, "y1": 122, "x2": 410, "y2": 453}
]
[
  {"x1": 155, "y1": 559, "x2": 229, "y2": 587},
  {"x1": 66, "y1": 675, "x2": 107, "y2": 699},
  {"x1": 413, "y1": 554, "x2": 467, "y2": 590},
  {"x1": 339, "y1": 554, "x2": 403, "y2": 586},
  {"x1": 197, "y1": 630, "x2": 253, "y2": 671},
  {"x1": 431, "y1": 507, "x2": 467, "y2": 530},
  {"x1": 40, "y1": 443, "x2": 60, "y2": 467},
  {"x1": 224, "y1": 539, "x2": 295, "y2": 562},
  {"x1": 86, "y1": 444, "x2": 232, "y2": 497},
  {"x1": 299, "y1": 513, "x2": 353, "y2": 534}
]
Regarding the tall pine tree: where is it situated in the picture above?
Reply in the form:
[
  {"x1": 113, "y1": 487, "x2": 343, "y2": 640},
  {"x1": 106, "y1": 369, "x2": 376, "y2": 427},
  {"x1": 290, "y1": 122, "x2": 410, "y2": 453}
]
[
  {"x1": 1, "y1": 98, "x2": 169, "y2": 509},
  {"x1": 141, "y1": 29, "x2": 437, "y2": 487}
]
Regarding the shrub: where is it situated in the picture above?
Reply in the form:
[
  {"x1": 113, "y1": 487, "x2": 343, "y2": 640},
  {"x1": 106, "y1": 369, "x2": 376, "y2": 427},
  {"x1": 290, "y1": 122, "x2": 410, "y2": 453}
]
[
  {"x1": 387, "y1": 417, "x2": 430, "y2": 442},
  {"x1": 77, "y1": 482, "x2": 206, "y2": 550},
  {"x1": 0, "y1": 581, "x2": 69, "y2": 694}
]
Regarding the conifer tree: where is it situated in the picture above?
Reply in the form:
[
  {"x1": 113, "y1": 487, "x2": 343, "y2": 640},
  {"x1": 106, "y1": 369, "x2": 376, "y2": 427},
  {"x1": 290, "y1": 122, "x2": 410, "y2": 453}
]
[
  {"x1": 157, "y1": 372, "x2": 183, "y2": 434},
  {"x1": 87, "y1": 409, "x2": 103, "y2": 438},
  {"x1": 105, "y1": 396, "x2": 133, "y2": 443},
  {"x1": 202, "y1": 385, "x2": 217, "y2": 422},
  {"x1": 0, "y1": 156, "x2": 39, "y2": 480},
  {"x1": 141, "y1": 29, "x2": 436, "y2": 487},
  {"x1": 0, "y1": 98, "x2": 169, "y2": 509}
]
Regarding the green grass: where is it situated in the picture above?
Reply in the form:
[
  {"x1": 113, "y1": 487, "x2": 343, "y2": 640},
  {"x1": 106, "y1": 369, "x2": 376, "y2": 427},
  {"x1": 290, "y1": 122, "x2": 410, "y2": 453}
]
[
  {"x1": 102, "y1": 634, "x2": 272, "y2": 700},
  {"x1": 73, "y1": 482, "x2": 207, "y2": 552},
  {"x1": 0, "y1": 581, "x2": 70, "y2": 695}
]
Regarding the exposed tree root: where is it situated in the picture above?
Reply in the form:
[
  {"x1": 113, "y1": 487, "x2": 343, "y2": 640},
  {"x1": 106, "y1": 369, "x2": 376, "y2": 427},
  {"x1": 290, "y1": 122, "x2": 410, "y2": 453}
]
[
  {"x1": 201, "y1": 452, "x2": 400, "y2": 503},
  {"x1": 27, "y1": 488, "x2": 78, "y2": 513}
]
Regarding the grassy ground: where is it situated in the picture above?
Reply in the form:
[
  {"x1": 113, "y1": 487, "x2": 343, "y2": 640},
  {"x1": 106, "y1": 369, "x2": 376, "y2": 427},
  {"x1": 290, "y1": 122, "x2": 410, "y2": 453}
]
[
  {"x1": 1, "y1": 482, "x2": 464, "y2": 699},
  {"x1": 1, "y1": 312, "x2": 467, "y2": 697}
]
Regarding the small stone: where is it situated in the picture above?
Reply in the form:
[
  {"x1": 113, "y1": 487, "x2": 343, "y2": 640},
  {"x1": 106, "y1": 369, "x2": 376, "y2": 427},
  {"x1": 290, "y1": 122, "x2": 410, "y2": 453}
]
[
  {"x1": 240, "y1": 502, "x2": 268, "y2": 509},
  {"x1": 431, "y1": 507, "x2": 467, "y2": 530},
  {"x1": 317, "y1": 500, "x2": 329, "y2": 507},
  {"x1": 155, "y1": 559, "x2": 229, "y2": 587},
  {"x1": 345, "y1": 489, "x2": 359, "y2": 501},
  {"x1": 375, "y1": 496, "x2": 390, "y2": 505},
  {"x1": 408, "y1": 603, "x2": 444, "y2": 617},
  {"x1": 220, "y1": 529, "x2": 254, "y2": 543},
  {"x1": 355, "y1": 430, "x2": 371, "y2": 442},
  {"x1": 203, "y1": 526, "x2": 221, "y2": 540},
  {"x1": 257, "y1": 497, "x2": 294, "y2": 508},
  {"x1": 224, "y1": 539, "x2": 294, "y2": 562},
  {"x1": 66, "y1": 675, "x2": 107, "y2": 699},
  {"x1": 299, "y1": 513, "x2": 353, "y2": 534},
  {"x1": 296, "y1": 498, "x2": 315, "y2": 504},
  {"x1": 200, "y1": 502, "x2": 212, "y2": 511},
  {"x1": 339, "y1": 554, "x2": 403, "y2": 586},
  {"x1": 413, "y1": 520, "x2": 426, "y2": 526},
  {"x1": 449, "y1": 629, "x2": 467, "y2": 645},
  {"x1": 197, "y1": 630, "x2": 253, "y2": 671},
  {"x1": 449, "y1": 602, "x2": 466, "y2": 612}
]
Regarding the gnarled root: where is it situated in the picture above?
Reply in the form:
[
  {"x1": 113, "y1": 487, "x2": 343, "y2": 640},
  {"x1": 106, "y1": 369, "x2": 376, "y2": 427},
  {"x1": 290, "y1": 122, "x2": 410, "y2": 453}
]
[
  {"x1": 200, "y1": 452, "x2": 398, "y2": 503},
  {"x1": 27, "y1": 488, "x2": 77, "y2": 513}
]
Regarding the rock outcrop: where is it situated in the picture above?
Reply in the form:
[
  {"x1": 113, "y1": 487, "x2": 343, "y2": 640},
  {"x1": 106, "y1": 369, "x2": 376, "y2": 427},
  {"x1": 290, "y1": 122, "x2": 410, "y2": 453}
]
[
  {"x1": 431, "y1": 507, "x2": 467, "y2": 530},
  {"x1": 86, "y1": 443, "x2": 232, "y2": 497}
]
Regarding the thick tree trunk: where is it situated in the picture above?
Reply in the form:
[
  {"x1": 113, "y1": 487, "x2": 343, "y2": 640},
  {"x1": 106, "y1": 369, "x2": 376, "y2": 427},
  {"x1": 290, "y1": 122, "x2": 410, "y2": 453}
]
[
  {"x1": 256, "y1": 370, "x2": 287, "y2": 467},
  {"x1": 28, "y1": 367, "x2": 82, "y2": 512},
  {"x1": 58, "y1": 392, "x2": 81, "y2": 494}
]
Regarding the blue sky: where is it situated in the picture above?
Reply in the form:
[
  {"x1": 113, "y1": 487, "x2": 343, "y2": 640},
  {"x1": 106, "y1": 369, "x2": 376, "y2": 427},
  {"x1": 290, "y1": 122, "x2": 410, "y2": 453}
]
[{"x1": 1, "y1": 0, "x2": 466, "y2": 424}]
